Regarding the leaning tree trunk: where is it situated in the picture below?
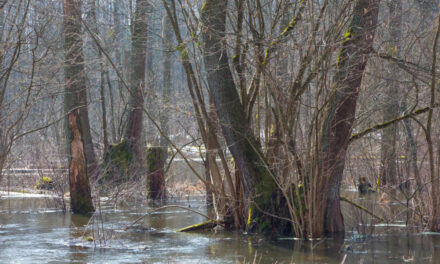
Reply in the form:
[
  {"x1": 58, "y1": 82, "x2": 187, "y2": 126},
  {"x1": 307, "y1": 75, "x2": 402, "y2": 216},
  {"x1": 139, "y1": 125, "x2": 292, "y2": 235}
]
[
  {"x1": 200, "y1": 0, "x2": 285, "y2": 234},
  {"x1": 317, "y1": 0, "x2": 380, "y2": 236},
  {"x1": 63, "y1": 0, "x2": 94, "y2": 214},
  {"x1": 124, "y1": 0, "x2": 148, "y2": 162}
]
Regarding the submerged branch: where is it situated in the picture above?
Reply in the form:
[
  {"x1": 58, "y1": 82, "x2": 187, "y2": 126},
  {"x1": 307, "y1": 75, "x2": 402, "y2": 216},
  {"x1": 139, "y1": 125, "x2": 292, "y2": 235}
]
[
  {"x1": 340, "y1": 196, "x2": 385, "y2": 222},
  {"x1": 177, "y1": 220, "x2": 217, "y2": 232},
  {"x1": 124, "y1": 205, "x2": 218, "y2": 231}
]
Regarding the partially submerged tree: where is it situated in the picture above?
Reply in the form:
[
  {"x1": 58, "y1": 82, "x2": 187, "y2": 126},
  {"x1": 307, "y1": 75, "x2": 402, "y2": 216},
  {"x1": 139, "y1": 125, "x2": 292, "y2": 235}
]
[
  {"x1": 316, "y1": 0, "x2": 380, "y2": 235},
  {"x1": 200, "y1": 0, "x2": 284, "y2": 234},
  {"x1": 197, "y1": 0, "x2": 381, "y2": 237},
  {"x1": 63, "y1": 0, "x2": 94, "y2": 214}
]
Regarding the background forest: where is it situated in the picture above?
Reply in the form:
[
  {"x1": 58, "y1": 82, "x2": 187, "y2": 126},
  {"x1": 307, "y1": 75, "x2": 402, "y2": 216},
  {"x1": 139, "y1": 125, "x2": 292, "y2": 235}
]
[{"x1": 0, "y1": 0, "x2": 440, "y2": 243}]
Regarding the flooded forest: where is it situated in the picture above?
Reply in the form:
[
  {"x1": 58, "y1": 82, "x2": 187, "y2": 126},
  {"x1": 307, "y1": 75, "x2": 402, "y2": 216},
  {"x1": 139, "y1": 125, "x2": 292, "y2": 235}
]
[{"x1": 1, "y1": 0, "x2": 440, "y2": 263}]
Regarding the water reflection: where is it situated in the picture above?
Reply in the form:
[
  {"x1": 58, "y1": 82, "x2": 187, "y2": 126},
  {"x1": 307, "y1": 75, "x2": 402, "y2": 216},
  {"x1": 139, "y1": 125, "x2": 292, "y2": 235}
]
[{"x1": 2, "y1": 192, "x2": 440, "y2": 263}]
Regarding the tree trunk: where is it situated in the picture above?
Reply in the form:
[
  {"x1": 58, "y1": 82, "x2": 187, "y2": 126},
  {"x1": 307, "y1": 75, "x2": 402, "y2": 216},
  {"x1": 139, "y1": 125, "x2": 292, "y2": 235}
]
[
  {"x1": 90, "y1": 0, "x2": 109, "y2": 153},
  {"x1": 200, "y1": 0, "x2": 283, "y2": 233},
  {"x1": 428, "y1": 14, "x2": 440, "y2": 232},
  {"x1": 317, "y1": 0, "x2": 380, "y2": 236},
  {"x1": 418, "y1": 0, "x2": 439, "y2": 26},
  {"x1": 160, "y1": 3, "x2": 172, "y2": 161},
  {"x1": 124, "y1": 0, "x2": 148, "y2": 162},
  {"x1": 145, "y1": 2, "x2": 156, "y2": 145},
  {"x1": 62, "y1": 0, "x2": 96, "y2": 177},
  {"x1": 67, "y1": 109, "x2": 95, "y2": 214},
  {"x1": 0, "y1": 2, "x2": 5, "y2": 184},
  {"x1": 110, "y1": 0, "x2": 122, "y2": 143},
  {"x1": 380, "y1": 0, "x2": 401, "y2": 188},
  {"x1": 146, "y1": 147, "x2": 166, "y2": 200},
  {"x1": 63, "y1": 0, "x2": 94, "y2": 214}
]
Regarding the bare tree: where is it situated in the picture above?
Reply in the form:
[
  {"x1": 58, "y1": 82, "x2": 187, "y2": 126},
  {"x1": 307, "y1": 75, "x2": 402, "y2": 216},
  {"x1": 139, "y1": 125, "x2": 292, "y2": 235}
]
[
  {"x1": 317, "y1": 0, "x2": 380, "y2": 236},
  {"x1": 124, "y1": 0, "x2": 149, "y2": 162},
  {"x1": 63, "y1": 0, "x2": 94, "y2": 214}
]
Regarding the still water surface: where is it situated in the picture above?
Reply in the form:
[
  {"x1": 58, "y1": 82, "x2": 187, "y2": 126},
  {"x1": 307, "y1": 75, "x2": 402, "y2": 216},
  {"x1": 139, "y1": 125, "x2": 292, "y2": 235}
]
[{"x1": 1, "y1": 192, "x2": 440, "y2": 263}]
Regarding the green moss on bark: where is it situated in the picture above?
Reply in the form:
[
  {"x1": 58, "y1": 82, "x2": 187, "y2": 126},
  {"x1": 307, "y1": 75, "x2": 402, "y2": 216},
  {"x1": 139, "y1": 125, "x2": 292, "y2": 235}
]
[{"x1": 103, "y1": 140, "x2": 134, "y2": 182}]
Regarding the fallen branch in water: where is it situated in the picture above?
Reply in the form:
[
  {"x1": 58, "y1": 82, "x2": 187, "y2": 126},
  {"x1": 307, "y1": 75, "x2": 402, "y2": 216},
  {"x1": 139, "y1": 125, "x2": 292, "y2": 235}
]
[
  {"x1": 340, "y1": 196, "x2": 385, "y2": 222},
  {"x1": 177, "y1": 220, "x2": 218, "y2": 232},
  {"x1": 123, "y1": 205, "x2": 219, "y2": 231}
]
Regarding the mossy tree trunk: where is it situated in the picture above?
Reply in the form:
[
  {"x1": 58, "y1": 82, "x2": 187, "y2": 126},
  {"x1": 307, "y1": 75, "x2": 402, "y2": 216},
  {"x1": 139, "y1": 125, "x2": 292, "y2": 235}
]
[
  {"x1": 316, "y1": 0, "x2": 380, "y2": 236},
  {"x1": 63, "y1": 0, "x2": 94, "y2": 214},
  {"x1": 124, "y1": 0, "x2": 148, "y2": 162},
  {"x1": 200, "y1": 0, "x2": 285, "y2": 234},
  {"x1": 146, "y1": 147, "x2": 166, "y2": 200}
]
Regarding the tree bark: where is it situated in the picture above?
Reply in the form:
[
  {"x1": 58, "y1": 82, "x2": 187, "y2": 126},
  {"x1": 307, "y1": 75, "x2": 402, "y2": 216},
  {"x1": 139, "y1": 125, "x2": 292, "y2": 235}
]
[
  {"x1": 418, "y1": 0, "x2": 439, "y2": 26},
  {"x1": 160, "y1": 2, "x2": 172, "y2": 161},
  {"x1": 110, "y1": 0, "x2": 122, "y2": 143},
  {"x1": 89, "y1": 0, "x2": 109, "y2": 153},
  {"x1": 63, "y1": 0, "x2": 94, "y2": 214},
  {"x1": 200, "y1": 0, "x2": 282, "y2": 233},
  {"x1": 380, "y1": 0, "x2": 401, "y2": 188},
  {"x1": 318, "y1": 0, "x2": 380, "y2": 236},
  {"x1": 124, "y1": 0, "x2": 148, "y2": 162},
  {"x1": 146, "y1": 147, "x2": 166, "y2": 200},
  {"x1": 67, "y1": 109, "x2": 95, "y2": 214}
]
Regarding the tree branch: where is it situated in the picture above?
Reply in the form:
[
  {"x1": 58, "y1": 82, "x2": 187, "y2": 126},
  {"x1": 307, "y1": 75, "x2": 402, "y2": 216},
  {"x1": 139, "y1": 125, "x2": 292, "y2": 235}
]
[{"x1": 350, "y1": 104, "x2": 439, "y2": 143}]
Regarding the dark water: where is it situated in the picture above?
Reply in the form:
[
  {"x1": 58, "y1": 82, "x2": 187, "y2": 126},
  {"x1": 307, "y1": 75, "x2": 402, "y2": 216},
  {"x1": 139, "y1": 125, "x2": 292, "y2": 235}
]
[{"x1": 1, "y1": 192, "x2": 440, "y2": 263}]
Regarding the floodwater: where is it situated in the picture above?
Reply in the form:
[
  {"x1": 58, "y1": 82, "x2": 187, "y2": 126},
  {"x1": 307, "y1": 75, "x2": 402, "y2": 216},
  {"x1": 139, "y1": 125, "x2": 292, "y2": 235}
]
[{"x1": 1, "y1": 191, "x2": 440, "y2": 263}]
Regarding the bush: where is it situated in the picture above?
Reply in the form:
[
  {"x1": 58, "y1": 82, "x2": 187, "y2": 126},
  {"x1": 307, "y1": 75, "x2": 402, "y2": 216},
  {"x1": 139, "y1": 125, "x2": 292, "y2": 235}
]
[{"x1": 35, "y1": 176, "x2": 54, "y2": 190}]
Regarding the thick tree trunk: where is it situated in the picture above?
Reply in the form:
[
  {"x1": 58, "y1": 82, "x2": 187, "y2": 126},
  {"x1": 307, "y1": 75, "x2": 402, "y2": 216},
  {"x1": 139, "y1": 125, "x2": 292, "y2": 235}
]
[
  {"x1": 201, "y1": 0, "x2": 282, "y2": 233},
  {"x1": 317, "y1": 0, "x2": 380, "y2": 236},
  {"x1": 63, "y1": 0, "x2": 94, "y2": 214},
  {"x1": 67, "y1": 110, "x2": 95, "y2": 214},
  {"x1": 124, "y1": 0, "x2": 148, "y2": 162},
  {"x1": 62, "y1": 0, "x2": 96, "y2": 177}
]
